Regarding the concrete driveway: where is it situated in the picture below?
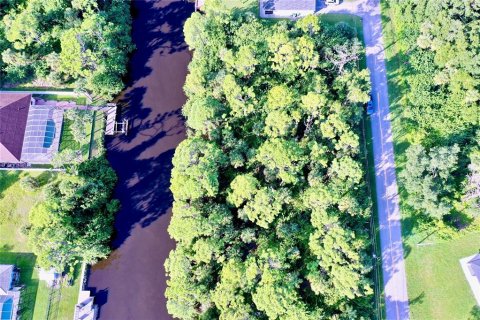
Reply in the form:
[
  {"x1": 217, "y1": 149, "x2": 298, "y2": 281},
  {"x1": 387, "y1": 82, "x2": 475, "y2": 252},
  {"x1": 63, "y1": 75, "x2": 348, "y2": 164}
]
[{"x1": 319, "y1": 1, "x2": 410, "y2": 319}]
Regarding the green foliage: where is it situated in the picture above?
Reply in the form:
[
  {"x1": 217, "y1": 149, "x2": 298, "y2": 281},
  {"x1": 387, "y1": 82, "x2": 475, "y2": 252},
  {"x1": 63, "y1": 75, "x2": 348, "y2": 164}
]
[
  {"x1": 28, "y1": 157, "x2": 118, "y2": 271},
  {"x1": 0, "y1": 0, "x2": 133, "y2": 100},
  {"x1": 464, "y1": 133, "x2": 480, "y2": 217},
  {"x1": 64, "y1": 109, "x2": 93, "y2": 144},
  {"x1": 166, "y1": 7, "x2": 373, "y2": 320},
  {"x1": 388, "y1": 0, "x2": 480, "y2": 225},
  {"x1": 20, "y1": 175, "x2": 39, "y2": 191},
  {"x1": 401, "y1": 144, "x2": 460, "y2": 219},
  {"x1": 52, "y1": 149, "x2": 82, "y2": 168}
]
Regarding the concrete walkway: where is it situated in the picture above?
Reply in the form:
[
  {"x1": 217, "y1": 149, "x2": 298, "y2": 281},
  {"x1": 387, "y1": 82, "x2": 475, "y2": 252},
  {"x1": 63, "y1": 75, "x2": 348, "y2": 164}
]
[
  {"x1": 319, "y1": 1, "x2": 410, "y2": 319},
  {"x1": 0, "y1": 90, "x2": 80, "y2": 96}
]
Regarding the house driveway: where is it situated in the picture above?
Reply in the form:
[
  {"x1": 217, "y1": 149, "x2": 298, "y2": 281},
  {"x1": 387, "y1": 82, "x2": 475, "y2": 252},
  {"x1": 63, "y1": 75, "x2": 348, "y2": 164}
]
[
  {"x1": 86, "y1": 1, "x2": 193, "y2": 319},
  {"x1": 319, "y1": 1, "x2": 410, "y2": 319}
]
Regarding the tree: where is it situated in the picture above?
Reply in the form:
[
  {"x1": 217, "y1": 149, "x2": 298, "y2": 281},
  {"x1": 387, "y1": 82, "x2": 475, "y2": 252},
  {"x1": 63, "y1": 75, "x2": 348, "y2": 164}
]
[
  {"x1": 386, "y1": 0, "x2": 480, "y2": 228},
  {"x1": 227, "y1": 174, "x2": 260, "y2": 207},
  {"x1": 64, "y1": 109, "x2": 93, "y2": 144},
  {"x1": 256, "y1": 139, "x2": 306, "y2": 184},
  {"x1": 464, "y1": 134, "x2": 480, "y2": 217},
  {"x1": 167, "y1": 10, "x2": 374, "y2": 319},
  {"x1": 0, "y1": 0, "x2": 133, "y2": 100},
  {"x1": 325, "y1": 39, "x2": 362, "y2": 74},
  {"x1": 401, "y1": 144, "x2": 460, "y2": 219},
  {"x1": 28, "y1": 157, "x2": 118, "y2": 271},
  {"x1": 170, "y1": 138, "x2": 227, "y2": 201}
]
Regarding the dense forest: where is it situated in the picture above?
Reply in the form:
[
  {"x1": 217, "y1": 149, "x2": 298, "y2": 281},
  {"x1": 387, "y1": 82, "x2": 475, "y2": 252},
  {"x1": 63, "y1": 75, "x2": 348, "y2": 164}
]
[
  {"x1": 166, "y1": 4, "x2": 374, "y2": 319},
  {"x1": 0, "y1": 0, "x2": 133, "y2": 100},
  {"x1": 387, "y1": 0, "x2": 480, "y2": 229}
]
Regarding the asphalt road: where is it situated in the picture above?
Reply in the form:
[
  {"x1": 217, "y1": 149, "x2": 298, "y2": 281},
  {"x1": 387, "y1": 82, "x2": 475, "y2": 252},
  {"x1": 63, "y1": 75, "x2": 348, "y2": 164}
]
[
  {"x1": 320, "y1": 1, "x2": 410, "y2": 319},
  {"x1": 86, "y1": 1, "x2": 193, "y2": 319}
]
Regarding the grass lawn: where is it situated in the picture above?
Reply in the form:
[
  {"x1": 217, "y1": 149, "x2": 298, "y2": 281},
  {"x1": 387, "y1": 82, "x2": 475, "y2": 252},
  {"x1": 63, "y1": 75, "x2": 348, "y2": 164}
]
[
  {"x1": 33, "y1": 93, "x2": 87, "y2": 105},
  {"x1": 0, "y1": 171, "x2": 81, "y2": 320},
  {"x1": 89, "y1": 111, "x2": 106, "y2": 158},
  {"x1": 380, "y1": 1, "x2": 480, "y2": 319},
  {"x1": 59, "y1": 115, "x2": 94, "y2": 160},
  {"x1": 405, "y1": 233, "x2": 480, "y2": 320}
]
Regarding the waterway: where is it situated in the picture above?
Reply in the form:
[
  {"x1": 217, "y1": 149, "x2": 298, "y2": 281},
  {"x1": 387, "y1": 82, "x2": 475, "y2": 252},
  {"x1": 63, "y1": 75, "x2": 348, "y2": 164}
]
[{"x1": 86, "y1": 1, "x2": 193, "y2": 319}]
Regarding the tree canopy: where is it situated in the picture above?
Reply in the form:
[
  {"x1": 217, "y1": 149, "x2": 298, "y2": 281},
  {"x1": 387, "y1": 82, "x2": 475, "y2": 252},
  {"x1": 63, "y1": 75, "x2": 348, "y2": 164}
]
[
  {"x1": 167, "y1": 4, "x2": 373, "y2": 319},
  {"x1": 0, "y1": 0, "x2": 133, "y2": 100},
  {"x1": 386, "y1": 0, "x2": 480, "y2": 227},
  {"x1": 28, "y1": 157, "x2": 119, "y2": 271}
]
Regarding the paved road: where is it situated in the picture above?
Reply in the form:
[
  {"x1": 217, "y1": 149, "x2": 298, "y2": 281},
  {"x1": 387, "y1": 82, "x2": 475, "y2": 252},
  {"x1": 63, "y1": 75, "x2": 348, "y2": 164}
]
[
  {"x1": 86, "y1": 1, "x2": 193, "y2": 319},
  {"x1": 320, "y1": 1, "x2": 410, "y2": 319}
]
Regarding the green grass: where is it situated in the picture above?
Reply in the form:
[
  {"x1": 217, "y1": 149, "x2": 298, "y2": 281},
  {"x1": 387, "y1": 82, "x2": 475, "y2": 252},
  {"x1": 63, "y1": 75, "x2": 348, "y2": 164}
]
[
  {"x1": 379, "y1": 1, "x2": 480, "y2": 319},
  {"x1": 32, "y1": 264, "x2": 82, "y2": 320},
  {"x1": 320, "y1": 14, "x2": 364, "y2": 42},
  {"x1": 89, "y1": 111, "x2": 106, "y2": 158},
  {"x1": 33, "y1": 94, "x2": 87, "y2": 105},
  {"x1": 59, "y1": 116, "x2": 93, "y2": 159},
  {"x1": 224, "y1": 0, "x2": 256, "y2": 11},
  {"x1": 405, "y1": 233, "x2": 480, "y2": 320},
  {"x1": 363, "y1": 114, "x2": 386, "y2": 320},
  {"x1": 0, "y1": 171, "x2": 81, "y2": 320}
]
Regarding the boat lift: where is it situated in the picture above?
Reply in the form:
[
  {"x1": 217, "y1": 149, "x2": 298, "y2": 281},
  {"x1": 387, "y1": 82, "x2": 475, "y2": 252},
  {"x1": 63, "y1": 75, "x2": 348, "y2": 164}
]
[{"x1": 113, "y1": 118, "x2": 129, "y2": 135}]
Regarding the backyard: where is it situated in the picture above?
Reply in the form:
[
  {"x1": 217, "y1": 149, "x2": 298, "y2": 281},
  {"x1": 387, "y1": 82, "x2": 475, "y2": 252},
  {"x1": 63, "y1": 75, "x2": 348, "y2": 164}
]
[
  {"x1": 0, "y1": 170, "x2": 81, "y2": 320},
  {"x1": 380, "y1": 1, "x2": 480, "y2": 319},
  {"x1": 59, "y1": 109, "x2": 106, "y2": 161},
  {"x1": 59, "y1": 116, "x2": 93, "y2": 160}
]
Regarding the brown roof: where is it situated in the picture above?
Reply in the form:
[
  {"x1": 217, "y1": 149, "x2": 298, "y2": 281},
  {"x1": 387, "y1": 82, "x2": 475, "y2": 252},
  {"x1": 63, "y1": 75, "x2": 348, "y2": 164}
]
[{"x1": 0, "y1": 93, "x2": 31, "y2": 163}]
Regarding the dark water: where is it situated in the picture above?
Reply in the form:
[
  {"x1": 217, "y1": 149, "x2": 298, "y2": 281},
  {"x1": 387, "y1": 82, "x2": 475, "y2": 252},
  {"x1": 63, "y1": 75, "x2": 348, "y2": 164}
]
[{"x1": 86, "y1": 1, "x2": 193, "y2": 319}]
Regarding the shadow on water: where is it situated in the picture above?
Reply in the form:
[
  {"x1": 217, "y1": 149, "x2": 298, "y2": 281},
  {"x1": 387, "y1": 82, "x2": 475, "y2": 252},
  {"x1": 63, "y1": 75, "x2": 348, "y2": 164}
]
[
  {"x1": 127, "y1": 0, "x2": 191, "y2": 85},
  {"x1": 86, "y1": 1, "x2": 193, "y2": 319},
  {"x1": 109, "y1": 0, "x2": 193, "y2": 251}
]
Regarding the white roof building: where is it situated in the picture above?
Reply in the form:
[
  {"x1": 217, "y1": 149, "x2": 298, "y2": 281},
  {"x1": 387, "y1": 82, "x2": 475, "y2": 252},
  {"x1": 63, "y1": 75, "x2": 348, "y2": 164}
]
[
  {"x1": 260, "y1": 0, "x2": 316, "y2": 19},
  {"x1": 460, "y1": 254, "x2": 480, "y2": 305},
  {"x1": 0, "y1": 265, "x2": 21, "y2": 320}
]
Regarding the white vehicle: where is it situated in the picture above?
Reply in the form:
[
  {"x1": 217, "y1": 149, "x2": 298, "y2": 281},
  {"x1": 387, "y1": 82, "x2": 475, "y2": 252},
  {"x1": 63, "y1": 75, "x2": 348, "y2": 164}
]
[{"x1": 325, "y1": 0, "x2": 340, "y2": 5}]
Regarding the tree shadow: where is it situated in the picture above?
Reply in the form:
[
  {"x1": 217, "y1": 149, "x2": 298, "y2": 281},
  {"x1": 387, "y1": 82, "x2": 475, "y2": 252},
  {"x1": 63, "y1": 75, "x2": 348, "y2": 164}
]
[
  {"x1": 35, "y1": 171, "x2": 56, "y2": 187},
  {"x1": 409, "y1": 292, "x2": 425, "y2": 306},
  {"x1": 0, "y1": 171, "x2": 20, "y2": 198},
  {"x1": 126, "y1": 0, "x2": 193, "y2": 85},
  {"x1": 101, "y1": 0, "x2": 193, "y2": 249},
  {"x1": 87, "y1": 1, "x2": 192, "y2": 318},
  {"x1": 0, "y1": 244, "x2": 13, "y2": 252}
]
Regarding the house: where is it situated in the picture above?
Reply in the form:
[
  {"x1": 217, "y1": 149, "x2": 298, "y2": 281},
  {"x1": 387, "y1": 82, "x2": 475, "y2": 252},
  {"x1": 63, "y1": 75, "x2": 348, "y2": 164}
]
[
  {"x1": 260, "y1": 0, "x2": 316, "y2": 19},
  {"x1": 0, "y1": 93, "x2": 64, "y2": 165},
  {"x1": 460, "y1": 254, "x2": 480, "y2": 305},
  {"x1": 74, "y1": 290, "x2": 98, "y2": 320},
  {"x1": 0, "y1": 265, "x2": 21, "y2": 320}
]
